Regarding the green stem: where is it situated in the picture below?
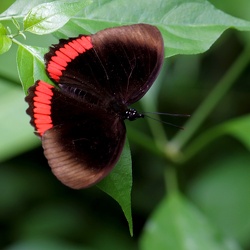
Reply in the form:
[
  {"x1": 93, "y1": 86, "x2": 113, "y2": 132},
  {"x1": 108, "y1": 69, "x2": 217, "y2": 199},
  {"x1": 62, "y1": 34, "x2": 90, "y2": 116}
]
[
  {"x1": 11, "y1": 37, "x2": 24, "y2": 47},
  {"x1": 170, "y1": 44, "x2": 250, "y2": 152},
  {"x1": 165, "y1": 164, "x2": 178, "y2": 193}
]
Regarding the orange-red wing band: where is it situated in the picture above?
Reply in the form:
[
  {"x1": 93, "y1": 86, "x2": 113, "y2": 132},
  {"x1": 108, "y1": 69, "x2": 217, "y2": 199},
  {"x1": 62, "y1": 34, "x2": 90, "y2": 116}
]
[
  {"x1": 33, "y1": 81, "x2": 54, "y2": 136},
  {"x1": 47, "y1": 36, "x2": 93, "y2": 81}
]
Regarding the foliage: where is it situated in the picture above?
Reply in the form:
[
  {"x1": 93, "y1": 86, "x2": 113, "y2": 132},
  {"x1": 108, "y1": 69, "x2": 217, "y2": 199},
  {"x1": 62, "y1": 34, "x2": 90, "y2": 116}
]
[{"x1": 1, "y1": 0, "x2": 250, "y2": 249}]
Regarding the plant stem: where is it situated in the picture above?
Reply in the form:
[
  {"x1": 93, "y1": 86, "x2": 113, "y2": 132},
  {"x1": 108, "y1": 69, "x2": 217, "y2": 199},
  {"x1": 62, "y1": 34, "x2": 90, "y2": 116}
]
[
  {"x1": 165, "y1": 164, "x2": 178, "y2": 193},
  {"x1": 11, "y1": 37, "x2": 23, "y2": 47},
  {"x1": 169, "y1": 43, "x2": 250, "y2": 153}
]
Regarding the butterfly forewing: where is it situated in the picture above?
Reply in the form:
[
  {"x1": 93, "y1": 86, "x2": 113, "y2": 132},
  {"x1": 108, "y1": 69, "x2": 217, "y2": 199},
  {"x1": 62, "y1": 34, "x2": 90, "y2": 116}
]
[
  {"x1": 90, "y1": 24, "x2": 164, "y2": 105},
  {"x1": 45, "y1": 24, "x2": 164, "y2": 105}
]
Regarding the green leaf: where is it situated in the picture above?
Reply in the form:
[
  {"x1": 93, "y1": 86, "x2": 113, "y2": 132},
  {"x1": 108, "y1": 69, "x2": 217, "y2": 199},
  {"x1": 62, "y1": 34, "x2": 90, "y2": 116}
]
[
  {"x1": 16, "y1": 45, "x2": 50, "y2": 93},
  {"x1": 140, "y1": 192, "x2": 241, "y2": 250},
  {"x1": 97, "y1": 140, "x2": 133, "y2": 235},
  {"x1": 57, "y1": 0, "x2": 250, "y2": 57},
  {"x1": 12, "y1": 17, "x2": 21, "y2": 30},
  {"x1": 0, "y1": 0, "x2": 54, "y2": 18},
  {"x1": 188, "y1": 153, "x2": 250, "y2": 247},
  {"x1": 0, "y1": 23, "x2": 12, "y2": 54},
  {"x1": 23, "y1": 0, "x2": 92, "y2": 34}
]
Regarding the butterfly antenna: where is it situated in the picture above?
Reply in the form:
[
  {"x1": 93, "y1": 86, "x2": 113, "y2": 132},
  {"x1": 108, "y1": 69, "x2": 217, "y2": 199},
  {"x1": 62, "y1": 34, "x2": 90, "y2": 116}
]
[
  {"x1": 142, "y1": 112, "x2": 190, "y2": 130},
  {"x1": 143, "y1": 111, "x2": 190, "y2": 117}
]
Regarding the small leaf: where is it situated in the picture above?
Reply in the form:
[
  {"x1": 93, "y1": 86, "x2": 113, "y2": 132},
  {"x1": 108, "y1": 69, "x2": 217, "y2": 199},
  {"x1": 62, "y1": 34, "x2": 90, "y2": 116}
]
[
  {"x1": 140, "y1": 192, "x2": 241, "y2": 250},
  {"x1": 0, "y1": 0, "x2": 53, "y2": 18},
  {"x1": 12, "y1": 17, "x2": 21, "y2": 30},
  {"x1": 16, "y1": 44, "x2": 50, "y2": 93},
  {"x1": 0, "y1": 23, "x2": 12, "y2": 54},
  {"x1": 23, "y1": 0, "x2": 92, "y2": 34},
  {"x1": 97, "y1": 140, "x2": 133, "y2": 235}
]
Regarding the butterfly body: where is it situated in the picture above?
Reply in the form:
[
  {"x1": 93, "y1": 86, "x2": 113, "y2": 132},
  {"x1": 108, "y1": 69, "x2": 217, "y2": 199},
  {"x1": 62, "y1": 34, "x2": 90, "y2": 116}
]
[{"x1": 25, "y1": 24, "x2": 164, "y2": 189}]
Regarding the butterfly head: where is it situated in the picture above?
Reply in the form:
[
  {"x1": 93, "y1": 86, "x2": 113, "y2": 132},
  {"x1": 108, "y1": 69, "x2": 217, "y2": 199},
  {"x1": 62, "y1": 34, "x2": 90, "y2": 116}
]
[{"x1": 123, "y1": 108, "x2": 144, "y2": 121}]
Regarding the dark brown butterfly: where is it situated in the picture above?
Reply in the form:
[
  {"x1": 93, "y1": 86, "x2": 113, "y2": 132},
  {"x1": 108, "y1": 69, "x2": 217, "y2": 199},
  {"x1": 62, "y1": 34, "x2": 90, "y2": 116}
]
[{"x1": 25, "y1": 24, "x2": 164, "y2": 189}]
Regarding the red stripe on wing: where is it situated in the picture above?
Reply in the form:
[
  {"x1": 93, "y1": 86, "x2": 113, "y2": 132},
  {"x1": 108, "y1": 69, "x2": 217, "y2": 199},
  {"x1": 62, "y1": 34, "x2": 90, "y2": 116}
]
[
  {"x1": 47, "y1": 36, "x2": 93, "y2": 82},
  {"x1": 33, "y1": 81, "x2": 54, "y2": 136}
]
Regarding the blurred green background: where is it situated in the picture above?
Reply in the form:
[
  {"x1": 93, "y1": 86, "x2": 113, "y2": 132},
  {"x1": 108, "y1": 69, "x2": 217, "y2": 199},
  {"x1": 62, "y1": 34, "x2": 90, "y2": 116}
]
[{"x1": 1, "y1": 0, "x2": 250, "y2": 249}]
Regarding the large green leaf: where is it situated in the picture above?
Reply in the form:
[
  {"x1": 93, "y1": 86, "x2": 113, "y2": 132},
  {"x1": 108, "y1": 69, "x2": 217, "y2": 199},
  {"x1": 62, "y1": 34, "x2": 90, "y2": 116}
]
[
  {"x1": 57, "y1": 0, "x2": 250, "y2": 57},
  {"x1": 140, "y1": 192, "x2": 241, "y2": 250}
]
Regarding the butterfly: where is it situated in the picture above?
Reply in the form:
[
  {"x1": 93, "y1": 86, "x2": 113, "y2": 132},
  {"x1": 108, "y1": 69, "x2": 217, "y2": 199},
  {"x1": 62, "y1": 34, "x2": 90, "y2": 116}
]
[{"x1": 25, "y1": 24, "x2": 164, "y2": 189}]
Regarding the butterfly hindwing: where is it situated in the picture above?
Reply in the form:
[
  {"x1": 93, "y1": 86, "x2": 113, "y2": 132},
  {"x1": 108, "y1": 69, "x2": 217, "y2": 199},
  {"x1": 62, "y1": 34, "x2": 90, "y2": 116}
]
[
  {"x1": 42, "y1": 118, "x2": 126, "y2": 189},
  {"x1": 25, "y1": 80, "x2": 126, "y2": 189}
]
